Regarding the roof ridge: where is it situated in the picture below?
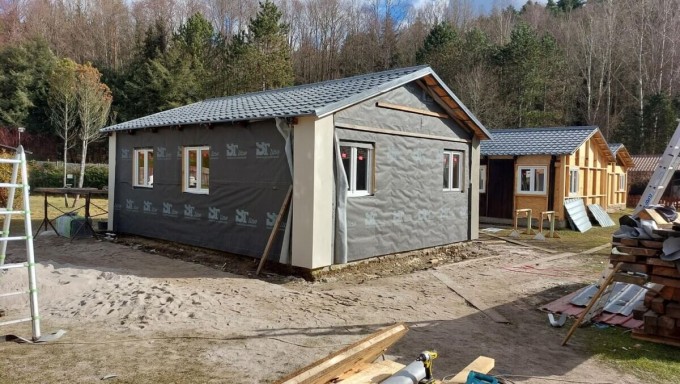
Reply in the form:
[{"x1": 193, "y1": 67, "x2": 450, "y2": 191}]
[
  {"x1": 202, "y1": 65, "x2": 430, "y2": 102},
  {"x1": 489, "y1": 126, "x2": 598, "y2": 133}
]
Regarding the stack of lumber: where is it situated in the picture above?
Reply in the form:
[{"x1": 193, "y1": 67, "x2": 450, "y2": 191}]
[{"x1": 611, "y1": 233, "x2": 680, "y2": 347}]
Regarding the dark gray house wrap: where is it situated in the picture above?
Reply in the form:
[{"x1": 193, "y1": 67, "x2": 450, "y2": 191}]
[{"x1": 102, "y1": 66, "x2": 491, "y2": 269}]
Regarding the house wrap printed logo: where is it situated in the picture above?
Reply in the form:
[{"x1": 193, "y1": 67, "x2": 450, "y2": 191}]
[
  {"x1": 226, "y1": 143, "x2": 247, "y2": 159},
  {"x1": 143, "y1": 201, "x2": 158, "y2": 215},
  {"x1": 120, "y1": 148, "x2": 130, "y2": 160},
  {"x1": 235, "y1": 209, "x2": 257, "y2": 227},
  {"x1": 162, "y1": 202, "x2": 179, "y2": 217},
  {"x1": 265, "y1": 212, "x2": 285, "y2": 230},
  {"x1": 125, "y1": 198, "x2": 139, "y2": 212},
  {"x1": 256, "y1": 142, "x2": 280, "y2": 159},
  {"x1": 183, "y1": 204, "x2": 202, "y2": 220},
  {"x1": 156, "y1": 146, "x2": 170, "y2": 160},
  {"x1": 208, "y1": 207, "x2": 229, "y2": 223}
]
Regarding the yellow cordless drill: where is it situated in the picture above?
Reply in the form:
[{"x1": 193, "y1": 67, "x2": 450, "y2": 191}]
[{"x1": 417, "y1": 350, "x2": 438, "y2": 384}]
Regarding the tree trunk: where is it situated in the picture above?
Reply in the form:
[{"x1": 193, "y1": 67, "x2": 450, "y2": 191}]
[{"x1": 72, "y1": 139, "x2": 89, "y2": 208}]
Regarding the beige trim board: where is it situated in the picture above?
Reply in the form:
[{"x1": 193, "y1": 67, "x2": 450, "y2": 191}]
[
  {"x1": 107, "y1": 132, "x2": 116, "y2": 231},
  {"x1": 335, "y1": 122, "x2": 470, "y2": 144}
]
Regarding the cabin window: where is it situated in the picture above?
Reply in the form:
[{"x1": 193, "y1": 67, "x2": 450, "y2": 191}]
[
  {"x1": 618, "y1": 174, "x2": 626, "y2": 191},
  {"x1": 183, "y1": 146, "x2": 210, "y2": 194},
  {"x1": 569, "y1": 168, "x2": 579, "y2": 195},
  {"x1": 517, "y1": 166, "x2": 546, "y2": 195},
  {"x1": 479, "y1": 165, "x2": 487, "y2": 193},
  {"x1": 340, "y1": 142, "x2": 373, "y2": 196},
  {"x1": 443, "y1": 150, "x2": 463, "y2": 191},
  {"x1": 133, "y1": 148, "x2": 153, "y2": 188}
]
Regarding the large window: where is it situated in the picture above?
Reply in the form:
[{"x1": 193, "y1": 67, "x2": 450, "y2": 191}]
[
  {"x1": 183, "y1": 146, "x2": 210, "y2": 194},
  {"x1": 443, "y1": 151, "x2": 463, "y2": 191},
  {"x1": 569, "y1": 168, "x2": 579, "y2": 195},
  {"x1": 340, "y1": 142, "x2": 373, "y2": 196},
  {"x1": 479, "y1": 165, "x2": 487, "y2": 193},
  {"x1": 517, "y1": 166, "x2": 546, "y2": 194},
  {"x1": 133, "y1": 148, "x2": 153, "y2": 188}
]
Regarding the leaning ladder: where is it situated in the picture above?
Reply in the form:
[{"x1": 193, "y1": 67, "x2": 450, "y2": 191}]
[
  {"x1": 0, "y1": 145, "x2": 40, "y2": 341},
  {"x1": 634, "y1": 121, "x2": 680, "y2": 215}
]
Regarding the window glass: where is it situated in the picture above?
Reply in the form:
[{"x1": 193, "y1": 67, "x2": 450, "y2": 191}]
[
  {"x1": 534, "y1": 168, "x2": 545, "y2": 192},
  {"x1": 340, "y1": 142, "x2": 374, "y2": 196},
  {"x1": 479, "y1": 165, "x2": 486, "y2": 193},
  {"x1": 148, "y1": 151, "x2": 154, "y2": 186},
  {"x1": 137, "y1": 151, "x2": 145, "y2": 186},
  {"x1": 188, "y1": 149, "x2": 198, "y2": 188},
  {"x1": 520, "y1": 169, "x2": 531, "y2": 191},
  {"x1": 133, "y1": 149, "x2": 153, "y2": 187},
  {"x1": 452, "y1": 153, "x2": 460, "y2": 189},
  {"x1": 443, "y1": 150, "x2": 463, "y2": 191},
  {"x1": 184, "y1": 146, "x2": 209, "y2": 193},
  {"x1": 443, "y1": 153, "x2": 450, "y2": 189},
  {"x1": 201, "y1": 148, "x2": 210, "y2": 189},
  {"x1": 517, "y1": 166, "x2": 547, "y2": 194}
]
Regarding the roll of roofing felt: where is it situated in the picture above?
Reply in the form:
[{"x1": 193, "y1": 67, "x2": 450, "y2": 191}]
[{"x1": 381, "y1": 360, "x2": 426, "y2": 384}]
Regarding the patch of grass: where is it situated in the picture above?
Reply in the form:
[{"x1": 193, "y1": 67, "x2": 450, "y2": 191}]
[{"x1": 581, "y1": 326, "x2": 680, "y2": 383}]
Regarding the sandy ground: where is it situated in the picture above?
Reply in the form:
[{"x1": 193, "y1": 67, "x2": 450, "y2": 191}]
[{"x1": 0, "y1": 233, "x2": 645, "y2": 383}]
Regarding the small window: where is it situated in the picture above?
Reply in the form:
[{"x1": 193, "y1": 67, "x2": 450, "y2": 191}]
[
  {"x1": 517, "y1": 166, "x2": 547, "y2": 194},
  {"x1": 183, "y1": 146, "x2": 210, "y2": 194},
  {"x1": 479, "y1": 165, "x2": 487, "y2": 193},
  {"x1": 569, "y1": 168, "x2": 579, "y2": 195},
  {"x1": 618, "y1": 174, "x2": 626, "y2": 191},
  {"x1": 133, "y1": 148, "x2": 153, "y2": 188},
  {"x1": 340, "y1": 142, "x2": 373, "y2": 196},
  {"x1": 443, "y1": 150, "x2": 463, "y2": 191}
]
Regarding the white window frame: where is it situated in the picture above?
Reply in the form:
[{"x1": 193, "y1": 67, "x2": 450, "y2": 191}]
[
  {"x1": 618, "y1": 174, "x2": 626, "y2": 192},
  {"x1": 443, "y1": 150, "x2": 463, "y2": 192},
  {"x1": 479, "y1": 165, "x2": 487, "y2": 193},
  {"x1": 340, "y1": 142, "x2": 373, "y2": 197},
  {"x1": 133, "y1": 148, "x2": 153, "y2": 188},
  {"x1": 516, "y1": 166, "x2": 547, "y2": 195},
  {"x1": 183, "y1": 146, "x2": 210, "y2": 194},
  {"x1": 569, "y1": 167, "x2": 579, "y2": 196}
]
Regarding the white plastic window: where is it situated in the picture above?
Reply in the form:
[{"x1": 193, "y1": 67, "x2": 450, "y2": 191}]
[
  {"x1": 183, "y1": 146, "x2": 210, "y2": 194},
  {"x1": 133, "y1": 148, "x2": 153, "y2": 188},
  {"x1": 569, "y1": 168, "x2": 579, "y2": 195},
  {"x1": 340, "y1": 142, "x2": 373, "y2": 197},
  {"x1": 443, "y1": 151, "x2": 463, "y2": 191},
  {"x1": 619, "y1": 174, "x2": 626, "y2": 191},
  {"x1": 517, "y1": 166, "x2": 547, "y2": 194},
  {"x1": 479, "y1": 165, "x2": 487, "y2": 193}
]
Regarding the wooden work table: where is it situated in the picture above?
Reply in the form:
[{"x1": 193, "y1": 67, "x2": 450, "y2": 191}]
[{"x1": 33, "y1": 187, "x2": 108, "y2": 238}]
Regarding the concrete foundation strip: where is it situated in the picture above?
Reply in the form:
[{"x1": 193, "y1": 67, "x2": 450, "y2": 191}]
[{"x1": 430, "y1": 270, "x2": 510, "y2": 324}]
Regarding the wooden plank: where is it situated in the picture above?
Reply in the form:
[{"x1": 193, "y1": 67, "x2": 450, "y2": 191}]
[
  {"x1": 612, "y1": 272, "x2": 648, "y2": 286},
  {"x1": 275, "y1": 324, "x2": 408, "y2": 384},
  {"x1": 646, "y1": 258, "x2": 677, "y2": 268},
  {"x1": 615, "y1": 246, "x2": 661, "y2": 257},
  {"x1": 339, "y1": 360, "x2": 404, "y2": 384},
  {"x1": 651, "y1": 275, "x2": 680, "y2": 288},
  {"x1": 632, "y1": 331, "x2": 680, "y2": 347},
  {"x1": 376, "y1": 101, "x2": 449, "y2": 119},
  {"x1": 612, "y1": 237, "x2": 639, "y2": 247},
  {"x1": 638, "y1": 209, "x2": 672, "y2": 228},
  {"x1": 609, "y1": 253, "x2": 639, "y2": 263},
  {"x1": 334, "y1": 122, "x2": 469, "y2": 144},
  {"x1": 666, "y1": 302, "x2": 680, "y2": 319},
  {"x1": 256, "y1": 185, "x2": 293, "y2": 275},
  {"x1": 618, "y1": 263, "x2": 651, "y2": 274},
  {"x1": 651, "y1": 297, "x2": 666, "y2": 314},
  {"x1": 445, "y1": 356, "x2": 495, "y2": 384},
  {"x1": 659, "y1": 287, "x2": 680, "y2": 301},
  {"x1": 430, "y1": 270, "x2": 510, "y2": 324},
  {"x1": 652, "y1": 266, "x2": 680, "y2": 279},
  {"x1": 640, "y1": 240, "x2": 664, "y2": 249}
]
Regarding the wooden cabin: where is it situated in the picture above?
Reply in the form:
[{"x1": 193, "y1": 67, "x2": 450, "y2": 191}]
[
  {"x1": 606, "y1": 143, "x2": 634, "y2": 210},
  {"x1": 479, "y1": 126, "x2": 617, "y2": 227}
]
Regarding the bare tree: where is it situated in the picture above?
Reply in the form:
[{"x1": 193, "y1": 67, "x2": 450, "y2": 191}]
[{"x1": 47, "y1": 58, "x2": 79, "y2": 187}]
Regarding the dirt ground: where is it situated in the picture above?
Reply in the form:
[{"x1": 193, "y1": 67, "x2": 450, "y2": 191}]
[{"x1": 0, "y1": 232, "x2": 645, "y2": 383}]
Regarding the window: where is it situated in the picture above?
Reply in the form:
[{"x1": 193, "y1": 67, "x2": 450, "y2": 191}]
[
  {"x1": 618, "y1": 174, "x2": 626, "y2": 191},
  {"x1": 133, "y1": 148, "x2": 153, "y2": 188},
  {"x1": 183, "y1": 146, "x2": 210, "y2": 194},
  {"x1": 340, "y1": 142, "x2": 373, "y2": 196},
  {"x1": 479, "y1": 165, "x2": 487, "y2": 193},
  {"x1": 517, "y1": 166, "x2": 547, "y2": 194},
  {"x1": 443, "y1": 151, "x2": 463, "y2": 191},
  {"x1": 569, "y1": 168, "x2": 579, "y2": 195}
]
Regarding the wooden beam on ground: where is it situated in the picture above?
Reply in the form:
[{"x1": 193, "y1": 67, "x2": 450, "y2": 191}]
[
  {"x1": 275, "y1": 323, "x2": 408, "y2": 384},
  {"x1": 339, "y1": 360, "x2": 405, "y2": 384},
  {"x1": 256, "y1": 185, "x2": 293, "y2": 275},
  {"x1": 444, "y1": 356, "x2": 495, "y2": 384},
  {"x1": 481, "y1": 233, "x2": 558, "y2": 254},
  {"x1": 430, "y1": 270, "x2": 510, "y2": 324}
]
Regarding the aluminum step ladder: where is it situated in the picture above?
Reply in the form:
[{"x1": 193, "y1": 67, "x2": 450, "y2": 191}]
[
  {"x1": 0, "y1": 145, "x2": 40, "y2": 341},
  {"x1": 634, "y1": 121, "x2": 680, "y2": 215}
]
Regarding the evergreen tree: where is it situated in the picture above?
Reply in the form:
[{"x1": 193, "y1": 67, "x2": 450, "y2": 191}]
[
  {"x1": 228, "y1": 0, "x2": 293, "y2": 94},
  {"x1": 416, "y1": 22, "x2": 458, "y2": 65},
  {"x1": 557, "y1": 0, "x2": 585, "y2": 12}
]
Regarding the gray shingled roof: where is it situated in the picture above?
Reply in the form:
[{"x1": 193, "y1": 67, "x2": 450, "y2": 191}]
[
  {"x1": 609, "y1": 143, "x2": 624, "y2": 155},
  {"x1": 102, "y1": 66, "x2": 490, "y2": 139},
  {"x1": 480, "y1": 126, "x2": 601, "y2": 156}
]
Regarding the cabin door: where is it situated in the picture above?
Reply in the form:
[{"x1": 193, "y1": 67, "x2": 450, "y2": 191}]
[{"x1": 487, "y1": 159, "x2": 514, "y2": 219}]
